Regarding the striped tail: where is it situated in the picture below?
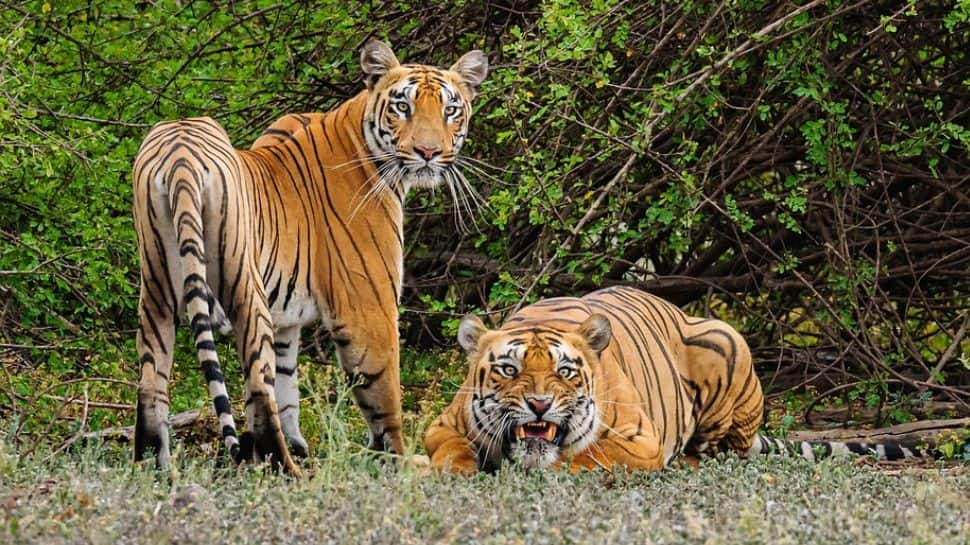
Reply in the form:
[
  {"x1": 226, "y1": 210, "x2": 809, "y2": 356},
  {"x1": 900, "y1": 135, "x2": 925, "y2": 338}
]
[
  {"x1": 168, "y1": 156, "x2": 241, "y2": 461},
  {"x1": 746, "y1": 433, "x2": 929, "y2": 462}
]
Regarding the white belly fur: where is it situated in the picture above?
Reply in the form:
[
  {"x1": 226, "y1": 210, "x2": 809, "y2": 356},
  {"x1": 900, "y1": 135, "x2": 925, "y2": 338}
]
[{"x1": 269, "y1": 288, "x2": 320, "y2": 330}]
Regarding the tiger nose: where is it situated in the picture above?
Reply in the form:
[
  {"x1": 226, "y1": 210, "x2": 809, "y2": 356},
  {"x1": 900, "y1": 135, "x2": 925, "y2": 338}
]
[
  {"x1": 525, "y1": 396, "x2": 552, "y2": 417},
  {"x1": 414, "y1": 145, "x2": 441, "y2": 161}
]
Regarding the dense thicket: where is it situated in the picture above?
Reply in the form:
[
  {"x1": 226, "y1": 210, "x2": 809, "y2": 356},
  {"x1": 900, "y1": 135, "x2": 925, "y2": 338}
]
[{"x1": 1, "y1": 1, "x2": 968, "y2": 441}]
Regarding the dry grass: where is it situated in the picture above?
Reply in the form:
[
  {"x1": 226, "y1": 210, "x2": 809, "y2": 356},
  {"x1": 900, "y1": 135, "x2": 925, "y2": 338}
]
[{"x1": 1, "y1": 437, "x2": 968, "y2": 545}]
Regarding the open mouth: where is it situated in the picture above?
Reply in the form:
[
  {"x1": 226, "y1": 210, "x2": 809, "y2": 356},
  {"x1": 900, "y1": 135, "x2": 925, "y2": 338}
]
[{"x1": 511, "y1": 421, "x2": 564, "y2": 445}]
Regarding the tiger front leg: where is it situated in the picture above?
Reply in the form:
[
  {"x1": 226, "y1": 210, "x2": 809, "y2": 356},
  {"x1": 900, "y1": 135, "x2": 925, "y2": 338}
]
[
  {"x1": 424, "y1": 409, "x2": 479, "y2": 476},
  {"x1": 335, "y1": 325, "x2": 405, "y2": 455},
  {"x1": 272, "y1": 326, "x2": 309, "y2": 458},
  {"x1": 566, "y1": 413, "x2": 664, "y2": 473}
]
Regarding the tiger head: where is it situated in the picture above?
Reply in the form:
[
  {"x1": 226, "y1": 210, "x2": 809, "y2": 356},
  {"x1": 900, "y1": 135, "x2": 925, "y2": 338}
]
[
  {"x1": 359, "y1": 40, "x2": 487, "y2": 191},
  {"x1": 455, "y1": 314, "x2": 613, "y2": 470}
]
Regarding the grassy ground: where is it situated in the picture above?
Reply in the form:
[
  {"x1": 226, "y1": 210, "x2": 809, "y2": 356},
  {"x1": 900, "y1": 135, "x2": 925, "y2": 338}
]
[
  {"x1": 1, "y1": 438, "x2": 969, "y2": 545},
  {"x1": 3, "y1": 352, "x2": 970, "y2": 544}
]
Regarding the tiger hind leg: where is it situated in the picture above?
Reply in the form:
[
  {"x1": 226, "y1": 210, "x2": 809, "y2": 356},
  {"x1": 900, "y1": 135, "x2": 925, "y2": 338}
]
[
  {"x1": 134, "y1": 285, "x2": 176, "y2": 468},
  {"x1": 682, "y1": 318, "x2": 764, "y2": 457},
  {"x1": 133, "y1": 177, "x2": 180, "y2": 468},
  {"x1": 719, "y1": 364, "x2": 764, "y2": 455},
  {"x1": 224, "y1": 268, "x2": 300, "y2": 476}
]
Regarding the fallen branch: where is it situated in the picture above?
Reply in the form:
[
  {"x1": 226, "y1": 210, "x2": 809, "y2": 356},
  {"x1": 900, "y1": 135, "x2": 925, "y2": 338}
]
[
  {"x1": 788, "y1": 418, "x2": 970, "y2": 447},
  {"x1": 82, "y1": 409, "x2": 204, "y2": 443},
  {"x1": 43, "y1": 394, "x2": 133, "y2": 411},
  {"x1": 805, "y1": 402, "x2": 970, "y2": 428}
]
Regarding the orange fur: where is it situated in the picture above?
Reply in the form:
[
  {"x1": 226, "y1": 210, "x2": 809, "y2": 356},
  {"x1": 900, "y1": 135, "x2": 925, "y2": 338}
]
[
  {"x1": 425, "y1": 286, "x2": 762, "y2": 473},
  {"x1": 132, "y1": 41, "x2": 487, "y2": 470}
]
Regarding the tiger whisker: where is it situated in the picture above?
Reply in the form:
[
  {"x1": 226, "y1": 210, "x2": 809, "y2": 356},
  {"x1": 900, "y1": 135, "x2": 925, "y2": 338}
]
[
  {"x1": 327, "y1": 152, "x2": 397, "y2": 170},
  {"x1": 449, "y1": 173, "x2": 493, "y2": 232},
  {"x1": 452, "y1": 168, "x2": 488, "y2": 233},
  {"x1": 443, "y1": 172, "x2": 466, "y2": 233},
  {"x1": 479, "y1": 413, "x2": 512, "y2": 463},
  {"x1": 349, "y1": 175, "x2": 388, "y2": 219},
  {"x1": 452, "y1": 165, "x2": 488, "y2": 208},
  {"x1": 594, "y1": 417, "x2": 629, "y2": 444},
  {"x1": 458, "y1": 155, "x2": 511, "y2": 173},
  {"x1": 348, "y1": 161, "x2": 400, "y2": 221},
  {"x1": 455, "y1": 158, "x2": 507, "y2": 191},
  {"x1": 583, "y1": 442, "x2": 611, "y2": 471},
  {"x1": 468, "y1": 410, "x2": 502, "y2": 443},
  {"x1": 469, "y1": 410, "x2": 507, "y2": 452},
  {"x1": 444, "y1": 169, "x2": 478, "y2": 234},
  {"x1": 349, "y1": 158, "x2": 396, "y2": 204}
]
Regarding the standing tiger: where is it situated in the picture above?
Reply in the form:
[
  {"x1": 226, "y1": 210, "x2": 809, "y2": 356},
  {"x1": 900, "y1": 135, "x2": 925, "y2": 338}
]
[
  {"x1": 425, "y1": 286, "x2": 924, "y2": 474},
  {"x1": 132, "y1": 40, "x2": 487, "y2": 472}
]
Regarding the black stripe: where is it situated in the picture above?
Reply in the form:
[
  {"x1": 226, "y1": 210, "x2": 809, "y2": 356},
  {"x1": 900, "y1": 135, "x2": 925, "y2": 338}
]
[
  {"x1": 882, "y1": 443, "x2": 904, "y2": 460},
  {"x1": 184, "y1": 287, "x2": 207, "y2": 302},
  {"x1": 213, "y1": 394, "x2": 231, "y2": 415},
  {"x1": 190, "y1": 314, "x2": 211, "y2": 336},
  {"x1": 201, "y1": 359, "x2": 225, "y2": 383},
  {"x1": 179, "y1": 244, "x2": 205, "y2": 260}
]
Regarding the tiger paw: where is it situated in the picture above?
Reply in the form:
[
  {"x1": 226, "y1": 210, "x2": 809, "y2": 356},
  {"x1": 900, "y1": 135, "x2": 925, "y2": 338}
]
[
  {"x1": 430, "y1": 455, "x2": 479, "y2": 476},
  {"x1": 399, "y1": 454, "x2": 432, "y2": 477},
  {"x1": 287, "y1": 435, "x2": 309, "y2": 459},
  {"x1": 241, "y1": 402, "x2": 302, "y2": 476},
  {"x1": 408, "y1": 454, "x2": 431, "y2": 466}
]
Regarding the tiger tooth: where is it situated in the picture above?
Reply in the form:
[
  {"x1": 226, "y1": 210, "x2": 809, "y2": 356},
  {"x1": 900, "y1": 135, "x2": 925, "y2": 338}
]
[
  {"x1": 544, "y1": 424, "x2": 557, "y2": 442},
  {"x1": 515, "y1": 426, "x2": 525, "y2": 439}
]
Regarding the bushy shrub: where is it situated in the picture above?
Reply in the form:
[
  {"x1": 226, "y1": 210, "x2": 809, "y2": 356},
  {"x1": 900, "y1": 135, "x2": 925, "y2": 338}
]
[{"x1": 1, "y1": 1, "x2": 967, "y2": 446}]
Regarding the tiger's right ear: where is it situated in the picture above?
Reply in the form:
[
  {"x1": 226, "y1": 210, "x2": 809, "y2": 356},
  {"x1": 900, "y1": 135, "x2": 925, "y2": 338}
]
[
  {"x1": 457, "y1": 314, "x2": 488, "y2": 353},
  {"x1": 577, "y1": 314, "x2": 612, "y2": 355},
  {"x1": 360, "y1": 39, "x2": 400, "y2": 89}
]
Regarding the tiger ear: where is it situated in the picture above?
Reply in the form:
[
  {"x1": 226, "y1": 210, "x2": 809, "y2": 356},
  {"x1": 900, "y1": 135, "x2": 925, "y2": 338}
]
[
  {"x1": 457, "y1": 314, "x2": 488, "y2": 353},
  {"x1": 449, "y1": 50, "x2": 488, "y2": 92},
  {"x1": 360, "y1": 39, "x2": 400, "y2": 89},
  {"x1": 577, "y1": 314, "x2": 612, "y2": 355}
]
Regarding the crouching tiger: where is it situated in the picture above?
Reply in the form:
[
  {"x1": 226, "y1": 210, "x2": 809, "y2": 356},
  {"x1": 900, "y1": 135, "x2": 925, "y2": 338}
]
[
  {"x1": 424, "y1": 286, "x2": 925, "y2": 474},
  {"x1": 132, "y1": 40, "x2": 487, "y2": 473}
]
